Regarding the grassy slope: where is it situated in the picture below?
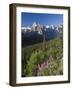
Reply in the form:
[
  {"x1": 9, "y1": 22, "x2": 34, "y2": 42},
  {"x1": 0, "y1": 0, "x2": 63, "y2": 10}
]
[{"x1": 22, "y1": 37, "x2": 63, "y2": 77}]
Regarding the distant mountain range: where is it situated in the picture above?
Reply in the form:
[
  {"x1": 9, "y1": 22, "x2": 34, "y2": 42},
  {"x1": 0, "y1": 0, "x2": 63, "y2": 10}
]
[
  {"x1": 22, "y1": 22, "x2": 63, "y2": 34},
  {"x1": 22, "y1": 22, "x2": 63, "y2": 47}
]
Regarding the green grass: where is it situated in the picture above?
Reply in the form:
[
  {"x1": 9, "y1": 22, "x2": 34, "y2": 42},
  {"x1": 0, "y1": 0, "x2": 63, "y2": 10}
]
[{"x1": 22, "y1": 37, "x2": 63, "y2": 77}]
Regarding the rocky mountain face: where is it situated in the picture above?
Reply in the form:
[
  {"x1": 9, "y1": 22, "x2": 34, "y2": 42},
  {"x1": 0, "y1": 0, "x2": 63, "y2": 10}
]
[{"x1": 22, "y1": 22, "x2": 63, "y2": 34}]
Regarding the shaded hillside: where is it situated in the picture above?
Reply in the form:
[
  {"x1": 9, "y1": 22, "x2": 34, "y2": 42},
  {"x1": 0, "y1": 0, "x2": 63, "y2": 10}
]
[{"x1": 22, "y1": 28, "x2": 59, "y2": 47}]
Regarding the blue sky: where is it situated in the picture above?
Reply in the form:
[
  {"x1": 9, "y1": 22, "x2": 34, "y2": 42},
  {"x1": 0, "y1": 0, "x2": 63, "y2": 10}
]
[{"x1": 21, "y1": 12, "x2": 63, "y2": 27}]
